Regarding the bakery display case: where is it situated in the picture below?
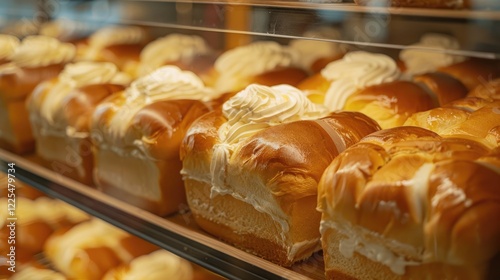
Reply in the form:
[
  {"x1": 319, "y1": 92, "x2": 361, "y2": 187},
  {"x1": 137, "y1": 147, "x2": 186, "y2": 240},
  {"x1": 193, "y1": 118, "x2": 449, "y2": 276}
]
[{"x1": 0, "y1": 0, "x2": 499, "y2": 279}]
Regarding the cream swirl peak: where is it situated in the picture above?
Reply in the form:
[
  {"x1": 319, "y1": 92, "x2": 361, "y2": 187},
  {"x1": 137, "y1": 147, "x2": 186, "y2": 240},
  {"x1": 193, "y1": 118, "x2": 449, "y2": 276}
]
[
  {"x1": 400, "y1": 33, "x2": 466, "y2": 76},
  {"x1": 89, "y1": 26, "x2": 145, "y2": 48},
  {"x1": 214, "y1": 41, "x2": 300, "y2": 92},
  {"x1": 8, "y1": 35, "x2": 75, "y2": 68},
  {"x1": 137, "y1": 34, "x2": 210, "y2": 76},
  {"x1": 219, "y1": 84, "x2": 327, "y2": 144},
  {"x1": 289, "y1": 27, "x2": 346, "y2": 70},
  {"x1": 0, "y1": 34, "x2": 19, "y2": 61},
  {"x1": 37, "y1": 61, "x2": 131, "y2": 125},
  {"x1": 106, "y1": 66, "x2": 215, "y2": 141},
  {"x1": 321, "y1": 51, "x2": 400, "y2": 110}
]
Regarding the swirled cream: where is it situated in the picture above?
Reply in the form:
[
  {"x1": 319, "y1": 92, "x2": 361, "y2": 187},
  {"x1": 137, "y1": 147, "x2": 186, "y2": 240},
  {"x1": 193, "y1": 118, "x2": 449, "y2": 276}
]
[
  {"x1": 117, "y1": 250, "x2": 193, "y2": 280},
  {"x1": 106, "y1": 66, "x2": 215, "y2": 142},
  {"x1": 210, "y1": 84, "x2": 327, "y2": 237},
  {"x1": 289, "y1": 27, "x2": 345, "y2": 70},
  {"x1": 400, "y1": 33, "x2": 466, "y2": 76},
  {"x1": 83, "y1": 26, "x2": 146, "y2": 60},
  {"x1": 321, "y1": 51, "x2": 400, "y2": 110},
  {"x1": 36, "y1": 61, "x2": 131, "y2": 127},
  {"x1": 214, "y1": 41, "x2": 300, "y2": 93},
  {"x1": 0, "y1": 34, "x2": 19, "y2": 61},
  {"x1": 137, "y1": 34, "x2": 210, "y2": 76},
  {"x1": 8, "y1": 35, "x2": 75, "y2": 68},
  {"x1": 10, "y1": 267, "x2": 67, "y2": 280}
]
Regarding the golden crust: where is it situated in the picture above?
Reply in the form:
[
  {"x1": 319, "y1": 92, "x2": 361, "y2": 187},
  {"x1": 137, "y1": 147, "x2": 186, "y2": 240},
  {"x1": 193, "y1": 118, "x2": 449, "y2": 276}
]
[
  {"x1": 438, "y1": 58, "x2": 500, "y2": 91},
  {"x1": 318, "y1": 126, "x2": 500, "y2": 279},
  {"x1": 414, "y1": 72, "x2": 468, "y2": 106},
  {"x1": 468, "y1": 77, "x2": 500, "y2": 101}
]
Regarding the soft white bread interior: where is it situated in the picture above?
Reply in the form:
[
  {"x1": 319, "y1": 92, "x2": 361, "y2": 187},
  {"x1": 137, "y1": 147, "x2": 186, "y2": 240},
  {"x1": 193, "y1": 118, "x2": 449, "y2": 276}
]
[
  {"x1": 318, "y1": 126, "x2": 500, "y2": 280},
  {"x1": 181, "y1": 84, "x2": 381, "y2": 266},
  {"x1": 91, "y1": 66, "x2": 214, "y2": 216},
  {"x1": 27, "y1": 61, "x2": 130, "y2": 184}
]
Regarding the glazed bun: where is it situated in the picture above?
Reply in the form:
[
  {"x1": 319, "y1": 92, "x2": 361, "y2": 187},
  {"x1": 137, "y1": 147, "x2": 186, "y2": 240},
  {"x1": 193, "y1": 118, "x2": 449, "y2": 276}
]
[
  {"x1": 27, "y1": 61, "x2": 131, "y2": 184},
  {"x1": 0, "y1": 35, "x2": 75, "y2": 153},
  {"x1": 318, "y1": 126, "x2": 500, "y2": 280},
  {"x1": 181, "y1": 84, "x2": 380, "y2": 266},
  {"x1": 91, "y1": 66, "x2": 215, "y2": 216}
]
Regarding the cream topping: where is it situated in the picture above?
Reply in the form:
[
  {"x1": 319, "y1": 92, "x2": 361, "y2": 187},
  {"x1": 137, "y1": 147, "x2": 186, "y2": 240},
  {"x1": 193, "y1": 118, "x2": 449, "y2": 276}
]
[
  {"x1": 37, "y1": 61, "x2": 131, "y2": 128},
  {"x1": 210, "y1": 84, "x2": 327, "y2": 235},
  {"x1": 137, "y1": 34, "x2": 210, "y2": 76},
  {"x1": 321, "y1": 51, "x2": 400, "y2": 110},
  {"x1": 8, "y1": 35, "x2": 75, "y2": 68},
  {"x1": 289, "y1": 27, "x2": 345, "y2": 70},
  {"x1": 10, "y1": 267, "x2": 66, "y2": 280},
  {"x1": 106, "y1": 66, "x2": 215, "y2": 141},
  {"x1": 214, "y1": 41, "x2": 300, "y2": 93},
  {"x1": 83, "y1": 26, "x2": 145, "y2": 60},
  {"x1": 0, "y1": 34, "x2": 19, "y2": 61},
  {"x1": 400, "y1": 33, "x2": 466, "y2": 76},
  {"x1": 121, "y1": 250, "x2": 193, "y2": 280}
]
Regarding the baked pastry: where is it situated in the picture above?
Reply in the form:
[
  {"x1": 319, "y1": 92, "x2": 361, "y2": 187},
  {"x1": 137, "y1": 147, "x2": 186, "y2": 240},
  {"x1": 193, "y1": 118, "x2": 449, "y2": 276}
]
[
  {"x1": 44, "y1": 218, "x2": 158, "y2": 280},
  {"x1": 468, "y1": 77, "x2": 500, "y2": 100},
  {"x1": 289, "y1": 26, "x2": 346, "y2": 73},
  {"x1": 102, "y1": 250, "x2": 193, "y2": 280},
  {"x1": 438, "y1": 58, "x2": 500, "y2": 91},
  {"x1": 317, "y1": 126, "x2": 500, "y2": 279},
  {"x1": 405, "y1": 99, "x2": 500, "y2": 148},
  {"x1": 0, "y1": 35, "x2": 75, "y2": 154},
  {"x1": 27, "y1": 61, "x2": 131, "y2": 184},
  {"x1": 77, "y1": 25, "x2": 148, "y2": 74},
  {"x1": 1, "y1": 20, "x2": 38, "y2": 38},
  {"x1": 91, "y1": 66, "x2": 215, "y2": 216},
  {"x1": 298, "y1": 51, "x2": 448, "y2": 129},
  {"x1": 211, "y1": 41, "x2": 308, "y2": 95},
  {"x1": 9, "y1": 266, "x2": 67, "y2": 280},
  {"x1": 0, "y1": 171, "x2": 44, "y2": 199},
  {"x1": 133, "y1": 33, "x2": 216, "y2": 83},
  {"x1": 0, "y1": 34, "x2": 19, "y2": 65},
  {"x1": 39, "y1": 19, "x2": 91, "y2": 43},
  {"x1": 180, "y1": 84, "x2": 380, "y2": 266}
]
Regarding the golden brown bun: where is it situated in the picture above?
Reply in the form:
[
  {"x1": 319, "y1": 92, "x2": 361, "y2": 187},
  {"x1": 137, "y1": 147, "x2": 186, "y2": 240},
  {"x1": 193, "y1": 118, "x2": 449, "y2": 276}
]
[
  {"x1": 414, "y1": 72, "x2": 468, "y2": 106},
  {"x1": 0, "y1": 64, "x2": 65, "y2": 154},
  {"x1": 310, "y1": 54, "x2": 344, "y2": 74},
  {"x1": 468, "y1": 77, "x2": 500, "y2": 100},
  {"x1": 27, "y1": 82, "x2": 125, "y2": 184},
  {"x1": 92, "y1": 97, "x2": 210, "y2": 216},
  {"x1": 44, "y1": 219, "x2": 158, "y2": 280},
  {"x1": 181, "y1": 110, "x2": 380, "y2": 266},
  {"x1": 98, "y1": 43, "x2": 143, "y2": 71},
  {"x1": 405, "y1": 99, "x2": 500, "y2": 148},
  {"x1": 344, "y1": 81, "x2": 436, "y2": 129},
  {"x1": 438, "y1": 58, "x2": 500, "y2": 91},
  {"x1": 318, "y1": 126, "x2": 500, "y2": 280},
  {"x1": 354, "y1": 0, "x2": 469, "y2": 9}
]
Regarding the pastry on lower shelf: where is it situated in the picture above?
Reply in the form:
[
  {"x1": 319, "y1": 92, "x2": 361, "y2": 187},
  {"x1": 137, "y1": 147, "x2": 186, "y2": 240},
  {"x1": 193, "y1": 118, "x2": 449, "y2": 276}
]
[
  {"x1": 133, "y1": 33, "x2": 217, "y2": 84},
  {"x1": 0, "y1": 35, "x2": 75, "y2": 154},
  {"x1": 0, "y1": 171, "x2": 45, "y2": 199},
  {"x1": 91, "y1": 66, "x2": 216, "y2": 216},
  {"x1": 26, "y1": 61, "x2": 131, "y2": 184},
  {"x1": 0, "y1": 34, "x2": 19, "y2": 65},
  {"x1": 9, "y1": 266, "x2": 67, "y2": 280},
  {"x1": 211, "y1": 41, "x2": 308, "y2": 95},
  {"x1": 102, "y1": 250, "x2": 193, "y2": 280},
  {"x1": 317, "y1": 126, "x2": 500, "y2": 280},
  {"x1": 353, "y1": 0, "x2": 468, "y2": 9},
  {"x1": 76, "y1": 25, "x2": 148, "y2": 75},
  {"x1": 180, "y1": 84, "x2": 380, "y2": 266},
  {"x1": 289, "y1": 26, "x2": 347, "y2": 73},
  {"x1": 404, "y1": 99, "x2": 500, "y2": 148},
  {"x1": 297, "y1": 51, "x2": 455, "y2": 129},
  {"x1": 44, "y1": 218, "x2": 158, "y2": 280},
  {"x1": 468, "y1": 77, "x2": 500, "y2": 100}
]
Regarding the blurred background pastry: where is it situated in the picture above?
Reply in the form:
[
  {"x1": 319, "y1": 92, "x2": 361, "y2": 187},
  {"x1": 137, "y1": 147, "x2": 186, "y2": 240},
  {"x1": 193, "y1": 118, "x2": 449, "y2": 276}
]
[
  {"x1": 44, "y1": 218, "x2": 158, "y2": 280},
  {"x1": 0, "y1": 35, "x2": 75, "y2": 154},
  {"x1": 211, "y1": 41, "x2": 308, "y2": 95},
  {"x1": 317, "y1": 126, "x2": 500, "y2": 279},
  {"x1": 91, "y1": 66, "x2": 217, "y2": 216},
  {"x1": 0, "y1": 34, "x2": 18, "y2": 65},
  {"x1": 9, "y1": 266, "x2": 67, "y2": 280},
  {"x1": 180, "y1": 83, "x2": 380, "y2": 266},
  {"x1": 27, "y1": 61, "x2": 131, "y2": 184}
]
